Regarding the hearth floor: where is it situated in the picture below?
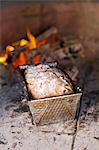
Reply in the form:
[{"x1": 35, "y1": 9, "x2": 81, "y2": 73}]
[{"x1": 0, "y1": 59, "x2": 99, "y2": 150}]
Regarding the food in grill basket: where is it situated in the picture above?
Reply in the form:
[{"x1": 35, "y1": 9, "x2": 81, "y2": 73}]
[{"x1": 19, "y1": 63, "x2": 74, "y2": 99}]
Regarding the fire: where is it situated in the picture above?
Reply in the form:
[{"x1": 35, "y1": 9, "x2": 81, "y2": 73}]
[
  {"x1": 12, "y1": 52, "x2": 26, "y2": 68},
  {"x1": 0, "y1": 53, "x2": 8, "y2": 65},
  {"x1": 37, "y1": 39, "x2": 47, "y2": 47},
  {"x1": 37, "y1": 35, "x2": 58, "y2": 48},
  {"x1": 0, "y1": 29, "x2": 56, "y2": 68},
  {"x1": 27, "y1": 29, "x2": 37, "y2": 49},
  {"x1": 6, "y1": 45, "x2": 14, "y2": 53},
  {"x1": 20, "y1": 39, "x2": 28, "y2": 46},
  {"x1": 33, "y1": 52, "x2": 42, "y2": 65}
]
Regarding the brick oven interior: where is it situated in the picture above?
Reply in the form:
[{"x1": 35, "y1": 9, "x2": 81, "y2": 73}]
[{"x1": 0, "y1": 2, "x2": 99, "y2": 150}]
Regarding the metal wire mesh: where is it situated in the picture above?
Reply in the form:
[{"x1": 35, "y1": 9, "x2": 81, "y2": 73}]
[{"x1": 28, "y1": 93, "x2": 82, "y2": 125}]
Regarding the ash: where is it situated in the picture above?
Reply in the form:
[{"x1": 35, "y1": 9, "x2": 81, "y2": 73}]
[
  {"x1": 0, "y1": 77, "x2": 75, "y2": 150},
  {"x1": 0, "y1": 39, "x2": 99, "y2": 150}
]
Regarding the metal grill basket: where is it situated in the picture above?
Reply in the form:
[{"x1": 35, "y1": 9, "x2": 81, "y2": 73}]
[{"x1": 28, "y1": 93, "x2": 82, "y2": 125}]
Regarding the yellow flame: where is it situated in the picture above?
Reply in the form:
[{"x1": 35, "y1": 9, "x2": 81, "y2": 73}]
[
  {"x1": 0, "y1": 53, "x2": 8, "y2": 65},
  {"x1": 6, "y1": 45, "x2": 14, "y2": 53},
  {"x1": 27, "y1": 29, "x2": 37, "y2": 49},
  {"x1": 20, "y1": 39, "x2": 28, "y2": 46}
]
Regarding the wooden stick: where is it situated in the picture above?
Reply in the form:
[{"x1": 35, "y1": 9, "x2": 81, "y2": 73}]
[{"x1": 37, "y1": 26, "x2": 58, "y2": 41}]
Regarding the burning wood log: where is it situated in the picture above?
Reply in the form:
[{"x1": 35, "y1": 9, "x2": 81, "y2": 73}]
[
  {"x1": 37, "y1": 26, "x2": 58, "y2": 41},
  {"x1": 37, "y1": 34, "x2": 59, "y2": 48},
  {"x1": 0, "y1": 28, "x2": 59, "y2": 68},
  {"x1": 19, "y1": 63, "x2": 74, "y2": 99}
]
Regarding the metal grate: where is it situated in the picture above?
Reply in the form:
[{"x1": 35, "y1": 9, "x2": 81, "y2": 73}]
[{"x1": 28, "y1": 93, "x2": 82, "y2": 125}]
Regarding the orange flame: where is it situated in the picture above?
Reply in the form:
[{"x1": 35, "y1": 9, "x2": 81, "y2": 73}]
[
  {"x1": 1, "y1": 29, "x2": 55, "y2": 67},
  {"x1": 37, "y1": 34, "x2": 58, "y2": 48},
  {"x1": 37, "y1": 39, "x2": 47, "y2": 47},
  {"x1": 33, "y1": 52, "x2": 41, "y2": 65},
  {"x1": 12, "y1": 52, "x2": 26, "y2": 68},
  {"x1": 27, "y1": 29, "x2": 37, "y2": 49},
  {"x1": 6, "y1": 45, "x2": 14, "y2": 53}
]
